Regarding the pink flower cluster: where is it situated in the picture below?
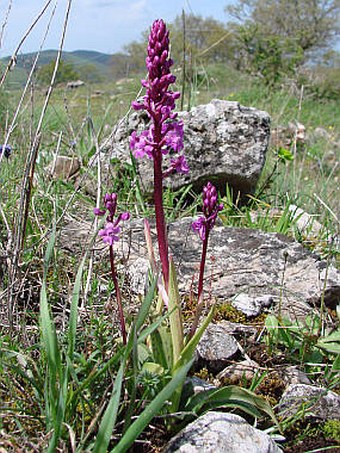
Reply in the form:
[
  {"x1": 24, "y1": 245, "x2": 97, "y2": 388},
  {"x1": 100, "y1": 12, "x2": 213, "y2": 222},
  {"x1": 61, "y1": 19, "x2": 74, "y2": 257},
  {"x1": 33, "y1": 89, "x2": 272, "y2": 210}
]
[
  {"x1": 129, "y1": 19, "x2": 188, "y2": 176},
  {"x1": 94, "y1": 193, "x2": 130, "y2": 246},
  {"x1": 192, "y1": 182, "x2": 224, "y2": 241}
]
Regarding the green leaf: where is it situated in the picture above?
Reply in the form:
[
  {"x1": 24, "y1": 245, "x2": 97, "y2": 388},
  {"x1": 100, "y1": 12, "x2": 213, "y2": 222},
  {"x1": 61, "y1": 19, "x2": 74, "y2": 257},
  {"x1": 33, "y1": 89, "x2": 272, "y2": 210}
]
[
  {"x1": 142, "y1": 362, "x2": 164, "y2": 375},
  {"x1": 135, "y1": 274, "x2": 157, "y2": 332},
  {"x1": 317, "y1": 329, "x2": 340, "y2": 354},
  {"x1": 93, "y1": 358, "x2": 125, "y2": 453},
  {"x1": 68, "y1": 255, "x2": 87, "y2": 360},
  {"x1": 332, "y1": 354, "x2": 340, "y2": 371},
  {"x1": 173, "y1": 305, "x2": 215, "y2": 374},
  {"x1": 185, "y1": 385, "x2": 279, "y2": 428},
  {"x1": 168, "y1": 257, "x2": 184, "y2": 363},
  {"x1": 40, "y1": 282, "x2": 60, "y2": 383},
  {"x1": 278, "y1": 147, "x2": 294, "y2": 162},
  {"x1": 170, "y1": 306, "x2": 214, "y2": 413},
  {"x1": 150, "y1": 328, "x2": 171, "y2": 370},
  {"x1": 137, "y1": 307, "x2": 173, "y2": 344},
  {"x1": 110, "y1": 359, "x2": 194, "y2": 453},
  {"x1": 43, "y1": 226, "x2": 57, "y2": 276}
]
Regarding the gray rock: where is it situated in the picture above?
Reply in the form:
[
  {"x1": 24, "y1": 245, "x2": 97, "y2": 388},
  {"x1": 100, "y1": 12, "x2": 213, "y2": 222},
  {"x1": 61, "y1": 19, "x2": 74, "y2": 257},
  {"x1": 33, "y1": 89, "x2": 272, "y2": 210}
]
[
  {"x1": 313, "y1": 127, "x2": 331, "y2": 140},
  {"x1": 232, "y1": 293, "x2": 274, "y2": 317},
  {"x1": 66, "y1": 79, "x2": 85, "y2": 89},
  {"x1": 127, "y1": 257, "x2": 149, "y2": 295},
  {"x1": 288, "y1": 204, "x2": 322, "y2": 238},
  {"x1": 196, "y1": 323, "x2": 240, "y2": 372},
  {"x1": 108, "y1": 100, "x2": 271, "y2": 199},
  {"x1": 164, "y1": 411, "x2": 282, "y2": 453},
  {"x1": 278, "y1": 384, "x2": 340, "y2": 420},
  {"x1": 120, "y1": 218, "x2": 340, "y2": 319},
  {"x1": 186, "y1": 376, "x2": 217, "y2": 394},
  {"x1": 282, "y1": 366, "x2": 311, "y2": 386},
  {"x1": 217, "y1": 358, "x2": 260, "y2": 384}
]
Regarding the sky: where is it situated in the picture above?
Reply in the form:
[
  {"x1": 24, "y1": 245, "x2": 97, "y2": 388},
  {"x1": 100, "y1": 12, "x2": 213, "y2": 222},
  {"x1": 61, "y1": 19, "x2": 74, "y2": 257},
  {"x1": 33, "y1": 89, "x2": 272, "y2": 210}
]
[{"x1": 0, "y1": 0, "x2": 234, "y2": 58}]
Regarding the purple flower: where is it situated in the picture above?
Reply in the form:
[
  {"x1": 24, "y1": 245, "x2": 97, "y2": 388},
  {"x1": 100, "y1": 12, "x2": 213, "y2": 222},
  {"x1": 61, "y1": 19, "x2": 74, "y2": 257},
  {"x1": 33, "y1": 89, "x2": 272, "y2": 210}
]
[
  {"x1": 0, "y1": 144, "x2": 12, "y2": 158},
  {"x1": 192, "y1": 216, "x2": 207, "y2": 242},
  {"x1": 94, "y1": 192, "x2": 130, "y2": 245},
  {"x1": 163, "y1": 154, "x2": 189, "y2": 178},
  {"x1": 192, "y1": 182, "x2": 223, "y2": 241},
  {"x1": 98, "y1": 223, "x2": 121, "y2": 246},
  {"x1": 129, "y1": 19, "x2": 186, "y2": 167}
]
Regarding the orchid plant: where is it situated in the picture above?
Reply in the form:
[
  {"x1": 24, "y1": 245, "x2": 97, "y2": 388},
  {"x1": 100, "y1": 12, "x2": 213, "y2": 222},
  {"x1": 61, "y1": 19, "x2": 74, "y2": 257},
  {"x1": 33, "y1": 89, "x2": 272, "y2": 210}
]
[
  {"x1": 128, "y1": 19, "x2": 223, "y2": 401},
  {"x1": 95, "y1": 18, "x2": 222, "y2": 369},
  {"x1": 95, "y1": 19, "x2": 221, "y2": 397},
  {"x1": 92, "y1": 20, "x2": 278, "y2": 450}
]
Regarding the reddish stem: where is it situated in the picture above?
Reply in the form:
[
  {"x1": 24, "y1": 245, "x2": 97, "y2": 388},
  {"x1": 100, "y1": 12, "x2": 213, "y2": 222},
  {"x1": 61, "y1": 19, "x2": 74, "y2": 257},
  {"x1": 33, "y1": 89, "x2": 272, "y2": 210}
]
[
  {"x1": 189, "y1": 231, "x2": 209, "y2": 338},
  {"x1": 153, "y1": 150, "x2": 169, "y2": 290},
  {"x1": 109, "y1": 245, "x2": 127, "y2": 345}
]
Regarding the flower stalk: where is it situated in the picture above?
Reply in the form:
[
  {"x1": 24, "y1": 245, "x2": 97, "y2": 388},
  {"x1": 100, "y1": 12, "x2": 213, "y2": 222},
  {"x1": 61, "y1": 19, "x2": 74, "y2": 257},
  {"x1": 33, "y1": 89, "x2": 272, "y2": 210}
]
[
  {"x1": 190, "y1": 182, "x2": 223, "y2": 337},
  {"x1": 94, "y1": 193, "x2": 130, "y2": 344},
  {"x1": 109, "y1": 245, "x2": 127, "y2": 345},
  {"x1": 130, "y1": 19, "x2": 188, "y2": 290}
]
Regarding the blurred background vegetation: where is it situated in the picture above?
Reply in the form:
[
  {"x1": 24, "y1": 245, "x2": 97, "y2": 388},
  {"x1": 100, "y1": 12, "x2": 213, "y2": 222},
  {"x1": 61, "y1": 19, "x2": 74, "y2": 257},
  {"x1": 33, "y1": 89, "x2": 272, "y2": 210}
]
[{"x1": 1, "y1": 0, "x2": 339, "y2": 97}]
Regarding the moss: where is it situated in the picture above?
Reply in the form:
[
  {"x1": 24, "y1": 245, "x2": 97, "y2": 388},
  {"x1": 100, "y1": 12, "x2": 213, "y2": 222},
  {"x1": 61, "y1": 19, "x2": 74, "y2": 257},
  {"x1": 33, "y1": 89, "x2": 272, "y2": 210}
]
[
  {"x1": 255, "y1": 372, "x2": 285, "y2": 405},
  {"x1": 213, "y1": 302, "x2": 246, "y2": 323},
  {"x1": 323, "y1": 420, "x2": 340, "y2": 441},
  {"x1": 194, "y1": 367, "x2": 214, "y2": 383},
  {"x1": 182, "y1": 295, "x2": 198, "y2": 322}
]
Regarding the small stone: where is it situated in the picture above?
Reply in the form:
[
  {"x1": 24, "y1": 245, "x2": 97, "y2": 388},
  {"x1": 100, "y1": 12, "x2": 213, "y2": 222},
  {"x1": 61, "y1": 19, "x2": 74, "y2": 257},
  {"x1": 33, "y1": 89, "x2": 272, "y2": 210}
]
[
  {"x1": 288, "y1": 204, "x2": 322, "y2": 238},
  {"x1": 217, "y1": 359, "x2": 260, "y2": 383},
  {"x1": 164, "y1": 411, "x2": 282, "y2": 453},
  {"x1": 127, "y1": 257, "x2": 149, "y2": 295},
  {"x1": 278, "y1": 384, "x2": 340, "y2": 420},
  {"x1": 313, "y1": 127, "x2": 330, "y2": 140},
  {"x1": 196, "y1": 323, "x2": 240, "y2": 372},
  {"x1": 50, "y1": 156, "x2": 80, "y2": 180},
  {"x1": 282, "y1": 366, "x2": 311, "y2": 386},
  {"x1": 232, "y1": 293, "x2": 274, "y2": 317},
  {"x1": 186, "y1": 376, "x2": 217, "y2": 395}
]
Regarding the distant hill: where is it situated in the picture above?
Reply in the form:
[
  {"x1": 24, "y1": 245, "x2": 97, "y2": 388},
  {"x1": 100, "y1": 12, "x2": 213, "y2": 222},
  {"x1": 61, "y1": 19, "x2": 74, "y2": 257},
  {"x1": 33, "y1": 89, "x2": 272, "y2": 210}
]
[{"x1": 1, "y1": 49, "x2": 133, "y2": 88}]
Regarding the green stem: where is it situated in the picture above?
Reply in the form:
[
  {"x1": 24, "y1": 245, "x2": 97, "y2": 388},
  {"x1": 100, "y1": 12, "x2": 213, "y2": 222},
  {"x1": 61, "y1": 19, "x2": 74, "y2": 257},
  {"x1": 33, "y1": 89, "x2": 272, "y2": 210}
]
[{"x1": 109, "y1": 245, "x2": 127, "y2": 345}]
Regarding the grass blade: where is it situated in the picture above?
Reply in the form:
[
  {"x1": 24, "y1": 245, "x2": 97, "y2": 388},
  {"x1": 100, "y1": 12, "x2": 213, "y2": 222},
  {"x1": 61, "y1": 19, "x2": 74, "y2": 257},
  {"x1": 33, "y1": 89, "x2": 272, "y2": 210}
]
[
  {"x1": 68, "y1": 255, "x2": 87, "y2": 360},
  {"x1": 92, "y1": 358, "x2": 125, "y2": 453},
  {"x1": 110, "y1": 359, "x2": 194, "y2": 453}
]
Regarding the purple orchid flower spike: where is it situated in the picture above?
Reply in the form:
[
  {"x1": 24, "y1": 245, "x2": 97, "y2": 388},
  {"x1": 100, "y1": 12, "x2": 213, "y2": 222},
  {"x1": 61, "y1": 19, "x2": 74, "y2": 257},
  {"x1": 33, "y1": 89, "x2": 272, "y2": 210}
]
[
  {"x1": 129, "y1": 19, "x2": 188, "y2": 289},
  {"x1": 192, "y1": 182, "x2": 223, "y2": 241},
  {"x1": 190, "y1": 182, "x2": 223, "y2": 338},
  {"x1": 94, "y1": 192, "x2": 130, "y2": 246},
  {"x1": 129, "y1": 19, "x2": 185, "y2": 165}
]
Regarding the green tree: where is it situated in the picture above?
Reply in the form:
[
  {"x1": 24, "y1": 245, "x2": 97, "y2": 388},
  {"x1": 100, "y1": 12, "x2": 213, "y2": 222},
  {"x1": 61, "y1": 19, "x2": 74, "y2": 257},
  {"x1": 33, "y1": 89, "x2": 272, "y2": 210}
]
[
  {"x1": 123, "y1": 34, "x2": 148, "y2": 75},
  {"x1": 123, "y1": 14, "x2": 235, "y2": 74},
  {"x1": 226, "y1": 0, "x2": 340, "y2": 54},
  {"x1": 225, "y1": 0, "x2": 340, "y2": 84},
  {"x1": 78, "y1": 63, "x2": 103, "y2": 83},
  {"x1": 169, "y1": 13, "x2": 233, "y2": 64},
  {"x1": 37, "y1": 59, "x2": 80, "y2": 85}
]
